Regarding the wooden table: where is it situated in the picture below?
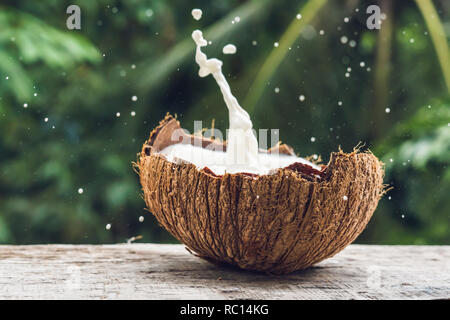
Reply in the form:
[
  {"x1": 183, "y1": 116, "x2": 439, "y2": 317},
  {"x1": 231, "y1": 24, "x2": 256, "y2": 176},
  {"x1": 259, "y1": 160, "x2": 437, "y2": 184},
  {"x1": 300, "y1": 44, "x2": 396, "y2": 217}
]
[{"x1": 0, "y1": 244, "x2": 448, "y2": 299}]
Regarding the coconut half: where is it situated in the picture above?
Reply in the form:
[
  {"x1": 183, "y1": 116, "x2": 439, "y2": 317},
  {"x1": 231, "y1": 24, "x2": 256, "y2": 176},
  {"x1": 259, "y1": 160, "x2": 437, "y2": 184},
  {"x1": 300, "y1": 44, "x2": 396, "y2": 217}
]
[{"x1": 137, "y1": 114, "x2": 385, "y2": 274}]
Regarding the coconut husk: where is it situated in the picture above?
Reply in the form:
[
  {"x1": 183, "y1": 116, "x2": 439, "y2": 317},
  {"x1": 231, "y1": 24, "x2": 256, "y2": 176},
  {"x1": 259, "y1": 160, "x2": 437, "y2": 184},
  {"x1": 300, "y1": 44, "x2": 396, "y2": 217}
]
[{"x1": 137, "y1": 114, "x2": 384, "y2": 274}]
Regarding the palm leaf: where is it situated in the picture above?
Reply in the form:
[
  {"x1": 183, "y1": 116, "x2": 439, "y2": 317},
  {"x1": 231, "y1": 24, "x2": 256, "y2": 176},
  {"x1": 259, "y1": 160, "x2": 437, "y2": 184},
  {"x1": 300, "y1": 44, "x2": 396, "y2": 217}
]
[
  {"x1": 415, "y1": 0, "x2": 450, "y2": 93},
  {"x1": 243, "y1": 0, "x2": 328, "y2": 114},
  {"x1": 136, "y1": 0, "x2": 271, "y2": 92}
]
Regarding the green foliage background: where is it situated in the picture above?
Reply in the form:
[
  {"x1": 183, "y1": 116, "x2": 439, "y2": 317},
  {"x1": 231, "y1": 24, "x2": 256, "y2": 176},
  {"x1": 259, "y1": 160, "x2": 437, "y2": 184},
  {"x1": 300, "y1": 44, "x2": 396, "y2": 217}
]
[{"x1": 0, "y1": 0, "x2": 448, "y2": 244}]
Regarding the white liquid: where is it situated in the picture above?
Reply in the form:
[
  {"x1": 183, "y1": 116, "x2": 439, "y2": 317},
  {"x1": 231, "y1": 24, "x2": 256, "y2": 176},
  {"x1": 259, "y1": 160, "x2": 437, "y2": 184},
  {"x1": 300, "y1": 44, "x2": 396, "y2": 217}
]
[
  {"x1": 160, "y1": 143, "x2": 318, "y2": 175},
  {"x1": 192, "y1": 30, "x2": 259, "y2": 171},
  {"x1": 191, "y1": 9, "x2": 202, "y2": 20},
  {"x1": 222, "y1": 44, "x2": 237, "y2": 54}
]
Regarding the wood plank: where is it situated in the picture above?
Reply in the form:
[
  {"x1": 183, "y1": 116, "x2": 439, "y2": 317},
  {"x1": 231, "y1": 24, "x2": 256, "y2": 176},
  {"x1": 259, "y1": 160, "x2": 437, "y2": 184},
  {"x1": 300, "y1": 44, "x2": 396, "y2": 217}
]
[{"x1": 0, "y1": 244, "x2": 448, "y2": 299}]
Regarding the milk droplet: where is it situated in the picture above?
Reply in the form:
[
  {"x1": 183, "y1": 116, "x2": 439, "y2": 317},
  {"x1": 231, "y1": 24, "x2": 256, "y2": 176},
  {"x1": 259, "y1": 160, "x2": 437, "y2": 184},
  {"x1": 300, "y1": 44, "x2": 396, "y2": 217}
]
[
  {"x1": 234, "y1": 16, "x2": 240, "y2": 23},
  {"x1": 131, "y1": 64, "x2": 136, "y2": 69},
  {"x1": 349, "y1": 40, "x2": 357, "y2": 47},
  {"x1": 131, "y1": 95, "x2": 138, "y2": 101},
  {"x1": 131, "y1": 111, "x2": 136, "y2": 116},
  {"x1": 319, "y1": 30, "x2": 325, "y2": 35},
  {"x1": 343, "y1": 195, "x2": 348, "y2": 201},
  {"x1": 222, "y1": 44, "x2": 237, "y2": 55},
  {"x1": 360, "y1": 61, "x2": 366, "y2": 67},
  {"x1": 310, "y1": 137, "x2": 316, "y2": 142},
  {"x1": 345, "y1": 72, "x2": 350, "y2": 78},
  {"x1": 252, "y1": 40, "x2": 258, "y2": 46},
  {"x1": 347, "y1": 67, "x2": 352, "y2": 72},
  {"x1": 299, "y1": 95, "x2": 305, "y2": 101},
  {"x1": 145, "y1": 9, "x2": 153, "y2": 17},
  {"x1": 410, "y1": 38, "x2": 415, "y2": 43},
  {"x1": 338, "y1": 101, "x2": 343, "y2": 106},
  {"x1": 116, "y1": 112, "x2": 121, "y2": 117},
  {"x1": 34, "y1": 93, "x2": 38, "y2": 97},
  {"x1": 274, "y1": 87, "x2": 280, "y2": 93},
  {"x1": 344, "y1": 17, "x2": 350, "y2": 23},
  {"x1": 78, "y1": 188, "x2": 84, "y2": 194},
  {"x1": 296, "y1": 14, "x2": 302, "y2": 19},
  {"x1": 274, "y1": 42, "x2": 279, "y2": 47},
  {"x1": 5, "y1": 76, "x2": 9, "y2": 80},
  {"x1": 401, "y1": 214, "x2": 405, "y2": 219},
  {"x1": 106, "y1": 223, "x2": 111, "y2": 230},
  {"x1": 385, "y1": 107, "x2": 391, "y2": 113},
  {"x1": 340, "y1": 36, "x2": 348, "y2": 44},
  {"x1": 191, "y1": 8, "x2": 202, "y2": 21},
  {"x1": 139, "y1": 216, "x2": 144, "y2": 222},
  {"x1": 23, "y1": 103, "x2": 28, "y2": 108},
  {"x1": 44, "y1": 117, "x2": 49, "y2": 122}
]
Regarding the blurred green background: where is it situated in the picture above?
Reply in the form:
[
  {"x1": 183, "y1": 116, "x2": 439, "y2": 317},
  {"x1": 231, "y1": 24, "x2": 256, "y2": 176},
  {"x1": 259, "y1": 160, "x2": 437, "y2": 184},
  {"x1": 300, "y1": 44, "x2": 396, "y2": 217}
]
[{"x1": 0, "y1": 0, "x2": 448, "y2": 245}]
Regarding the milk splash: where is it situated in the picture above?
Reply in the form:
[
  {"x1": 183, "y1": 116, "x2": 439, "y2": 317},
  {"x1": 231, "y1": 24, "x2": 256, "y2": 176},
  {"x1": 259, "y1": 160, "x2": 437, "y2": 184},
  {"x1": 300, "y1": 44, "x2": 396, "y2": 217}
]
[
  {"x1": 222, "y1": 44, "x2": 237, "y2": 55},
  {"x1": 191, "y1": 9, "x2": 202, "y2": 21},
  {"x1": 192, "y1": 30, "x2": 259, "y2": 169}
]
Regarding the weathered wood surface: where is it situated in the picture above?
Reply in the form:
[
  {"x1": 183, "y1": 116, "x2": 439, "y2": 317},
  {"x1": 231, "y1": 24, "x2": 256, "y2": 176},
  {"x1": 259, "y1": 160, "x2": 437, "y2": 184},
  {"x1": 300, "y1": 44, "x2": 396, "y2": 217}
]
[{"x1": 0, "y1": 244, "x2": 448, "y2": 299}]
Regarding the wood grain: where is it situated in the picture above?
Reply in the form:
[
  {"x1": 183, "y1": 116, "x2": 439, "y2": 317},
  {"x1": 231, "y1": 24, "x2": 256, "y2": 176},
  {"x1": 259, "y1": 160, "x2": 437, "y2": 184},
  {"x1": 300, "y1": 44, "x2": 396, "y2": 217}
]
[{"x1": 0, "y1": 244, "x2": 448, "y2": 299}]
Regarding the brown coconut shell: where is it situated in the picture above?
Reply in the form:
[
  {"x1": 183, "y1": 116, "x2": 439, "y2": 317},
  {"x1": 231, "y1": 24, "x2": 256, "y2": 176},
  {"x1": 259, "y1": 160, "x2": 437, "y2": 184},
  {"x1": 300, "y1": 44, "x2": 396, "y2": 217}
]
[{"x1": 137, "y1": 114, "x2": 384, "y2": 274}]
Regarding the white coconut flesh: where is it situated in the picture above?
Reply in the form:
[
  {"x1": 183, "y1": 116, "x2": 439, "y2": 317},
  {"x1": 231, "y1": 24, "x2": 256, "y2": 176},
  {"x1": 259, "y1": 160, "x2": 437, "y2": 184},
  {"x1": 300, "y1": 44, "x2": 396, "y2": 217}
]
[{"x1": 159, "y1": 143, "x2": 320, "y2": 175}]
